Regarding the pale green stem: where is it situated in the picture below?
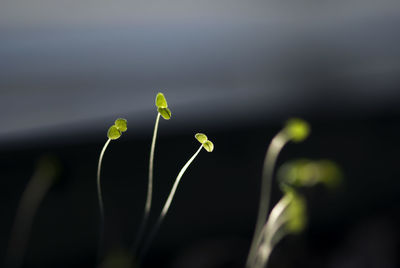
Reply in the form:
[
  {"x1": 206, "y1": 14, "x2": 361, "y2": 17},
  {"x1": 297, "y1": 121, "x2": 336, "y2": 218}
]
[
  {"x1": 97, "y1": 138, "x2": 111, "y2": 261},
  {"x1": 252, "y1": 196, "x2": 292, "y2": 268},
  {"x1": 252, "y1": 194, "x2": 292, "y2": 259},
  {"x1": 141, "y1": 145, "x2": 203, "y2": 257},
  {"x1": 5, "y1": 166, "x2": 55, "y2": 268},
  {"x1": 133, "y1": 113, "x2": 160, "y2": 254},
  {"x1": 246, "y1": 131, "x2": 289, "y2": 267}
]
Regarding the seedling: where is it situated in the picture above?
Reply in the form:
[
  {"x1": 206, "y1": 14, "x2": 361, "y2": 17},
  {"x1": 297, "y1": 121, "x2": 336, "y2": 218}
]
[
  {"x1": 251, "y1": 159, "x2": 341, "y2": 268},
  {"x1": 246, "y1": 118, "x2": 310, "y2": 267},
  {"x1": 97, "y1": 118, "x2": 127, "y2": 261},
  {"x1": 5, "y1": 156, "x2": 59, "y2": 268},
  {"x1": 252, "y1": 189, "x2": 306, "y2": 268},
  {"x1": 133, "y1": 93, "x2": 171, "y2": 254},
  {"x1": 140, "y1": 133, "x2": 214, "y2": 257}
]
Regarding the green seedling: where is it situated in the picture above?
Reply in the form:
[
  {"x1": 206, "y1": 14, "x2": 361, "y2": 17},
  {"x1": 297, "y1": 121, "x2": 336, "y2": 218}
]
[
  {"x1": 246, "y1": 118, "x2": 310, "y2": 267},
  {"x1": 5, "y1": 156, "x2": 59, "y2": 268},
  {"x1": 141, "y1": 133, "x2": 214, "y2": 257},
  {"x1": 133, "y1": 93, "x2": 172, "y2": 255},
  {"x1": 251, "y1": 159, "x2": 342, "y2": 268},
  {"x1": 97, "y1": 118, "x2": 127, "y2": 261},
  {"x1": 252, "y1": 190, "x2": 306, "y2": 268},
  {"x1": 278, "y1": 159, "x2": 342, "y2": 190}
]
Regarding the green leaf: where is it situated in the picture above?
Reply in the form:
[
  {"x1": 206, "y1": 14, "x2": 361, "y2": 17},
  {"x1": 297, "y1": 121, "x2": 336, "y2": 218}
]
[
  {"x1": 158, "y1": 107, "x2": 171, "y2": 120},
  {"x1": 195, "y1": 133, "x2": 208, "y2": 144},
  {"x1": 202, "y1": 140, "x2": 214, "y2": 152},
  {"x1": 107, "y1": 125, "x2": 121, "y2": 140},
  {"x1": 284, "y1": 118, "x2": 310, "y2": 142},
  {"x1": 114, "y1": 118, "x2": 127, "y2": 132},
  {"x1": 155, "y1": 92, "x2": 168, "y2": 108}
]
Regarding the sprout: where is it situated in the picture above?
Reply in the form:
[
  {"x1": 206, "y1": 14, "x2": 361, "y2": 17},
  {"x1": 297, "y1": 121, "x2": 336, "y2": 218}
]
[
  {"x1": 133, "y1": 93, "x2": 172, "y2": 256},
  {"x1": 97, "y1": 119, "x2": 127, "y2": 261},
  {"x1": 195, "y1": 133, "x2": 214, "y2": 152},
  {"x1": 155, "y1": 92, "x2": 172, "y2": 120},
  {"x1": 246, "y1": 118, "x2": 310, "y2": 267},
  {"x1": 5, "y1": 156, "x2": 60, "y2": 268},
  {"x1": 252, "y1": 190, "x2": 307, "y2": 268},
  {"x1": 141, "y1": 133, "x2": 213, "y2": 257},
  {"x1": 278, "y1": 159, "x2": 342, "y2": 189},
  {"x1": 251, "y1": 159, "x2": 342, "y2": 268},
  {"x1": 283, "y1": 118, "x2": 310, "y2": 143}
]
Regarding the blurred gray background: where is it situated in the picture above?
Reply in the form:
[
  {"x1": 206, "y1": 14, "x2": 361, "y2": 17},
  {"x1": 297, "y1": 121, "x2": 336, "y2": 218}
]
[{"x1": 1, "y1": 0, "x2": 400, "y2": 144}]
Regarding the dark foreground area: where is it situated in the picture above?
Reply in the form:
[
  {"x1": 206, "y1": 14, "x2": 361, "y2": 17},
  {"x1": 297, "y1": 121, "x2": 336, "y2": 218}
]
[{"x1": 0, "y1": 114, "x2": 399, "y2": 268}]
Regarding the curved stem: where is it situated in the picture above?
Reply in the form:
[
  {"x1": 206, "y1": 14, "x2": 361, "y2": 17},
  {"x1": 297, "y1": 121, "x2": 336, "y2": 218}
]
[
  {"x1": 133, "y1": 113, "x2": 160, "y2": 254},
  {"x1": 140, "y1": 145, "x2": 203, "y2": 257},
  {"x1": 246, "y1": 131, "x2": 289, "y2": 267},
  {"x1": 97, "y1": 138, "x2": 111, "y2": 262},
  {"x1": 252, "y1": 196, "x2": 292, "y2": 268},
  {"x1": 5, "y1": 163, "x2": 55, "y2": 268}
]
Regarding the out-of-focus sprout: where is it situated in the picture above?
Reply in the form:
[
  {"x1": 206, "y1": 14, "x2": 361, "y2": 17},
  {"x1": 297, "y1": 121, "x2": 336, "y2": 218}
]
[
  {"x1": 141, "y1": 133, "x2": 214, "y2": 257},
  {"x1": 283, "y1": 118, "x2": 310, "y2": 143},
  {"x1": 251, "y1": 159, "x2": 342, "y2": 268},
  {"x1": 278, "y1": 159, "x2": 342, "y2": 190},
  {"x1": 246, "y1": 118, "x2": 310, "y2": 267},
  {"x1": 133, "y1": 93, "x2": 172, "y2": 256},
  {"x1": 97, "y1": 118, "x2": 127, "y2": 261},
  {"x1": 253, "y1": 190, "x2": 306, "y2": 268},
  {"x1": 5, "y1": 156, "x2": 60, "y2": 268}
]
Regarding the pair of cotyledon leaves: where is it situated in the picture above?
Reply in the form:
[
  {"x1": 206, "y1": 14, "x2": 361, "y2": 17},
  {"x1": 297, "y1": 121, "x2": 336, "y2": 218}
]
[
  {"x1": 195, "y1": 133, "x2": 214, "y2": 152},
  {"x1": 156, "y1": 93, "x2": 172, "y2": 120},
  {"x1": 107, "y1": 118, "x2": 128, "y2": 140}
]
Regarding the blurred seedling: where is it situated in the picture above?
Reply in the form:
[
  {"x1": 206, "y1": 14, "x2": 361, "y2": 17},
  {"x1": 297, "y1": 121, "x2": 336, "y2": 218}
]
[
  {"x1": 132, "y1": 93, "x2": 171, "y2": 255},
  {"x1": 247, "y1": 118, "x2": 310, "y2": 266},
  {"x1": 140, "y1": 133, "x2": 214, "y2": 257},
  {"x1": 251, "y1": 159, "x2": 342, "y2": 268},
  {"x1": 97, "y1": 118, "x2": 127, "y2": 261},
  {"x1": 5, "y1": 156, "x2": 60, "y2": 268}
]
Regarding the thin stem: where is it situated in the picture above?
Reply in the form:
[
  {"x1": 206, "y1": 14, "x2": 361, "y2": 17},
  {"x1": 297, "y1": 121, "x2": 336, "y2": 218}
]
[
  {"x1": 246, "y1": 131, "x2": 289, "y2": 267},
  {"x1": 5, "y1": 165, "x2": 55, "y2": 268},
  {"x1": 252, "y1": 196, "x2": 292, "y2": 268},
  {"x1": 140, "y1": 145, "x2": 203, "y2": 257},
  {"x1": 132, "y1": 113, "x2": 160, "y2": 254},
  {"x1": 97, "y1": 138, "x2": 111, "y2": 262}
]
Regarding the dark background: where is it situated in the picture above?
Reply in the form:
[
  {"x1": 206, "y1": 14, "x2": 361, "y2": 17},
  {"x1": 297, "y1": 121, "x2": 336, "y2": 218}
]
[{"x1": 1, "y1": 1, "x2": 400, "y2": 267}]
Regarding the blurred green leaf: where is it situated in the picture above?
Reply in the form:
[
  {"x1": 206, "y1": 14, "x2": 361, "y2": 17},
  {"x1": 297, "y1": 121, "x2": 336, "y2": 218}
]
[
  {"x1": 284, "y1": 118, "x2": 310, "y2": 142},
  {"x1": 285, "y1": 191, "x2": 307, "y2": 233},
  {"x1": 278, "y1": 159, "x2": 342, "y2": 189}
]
